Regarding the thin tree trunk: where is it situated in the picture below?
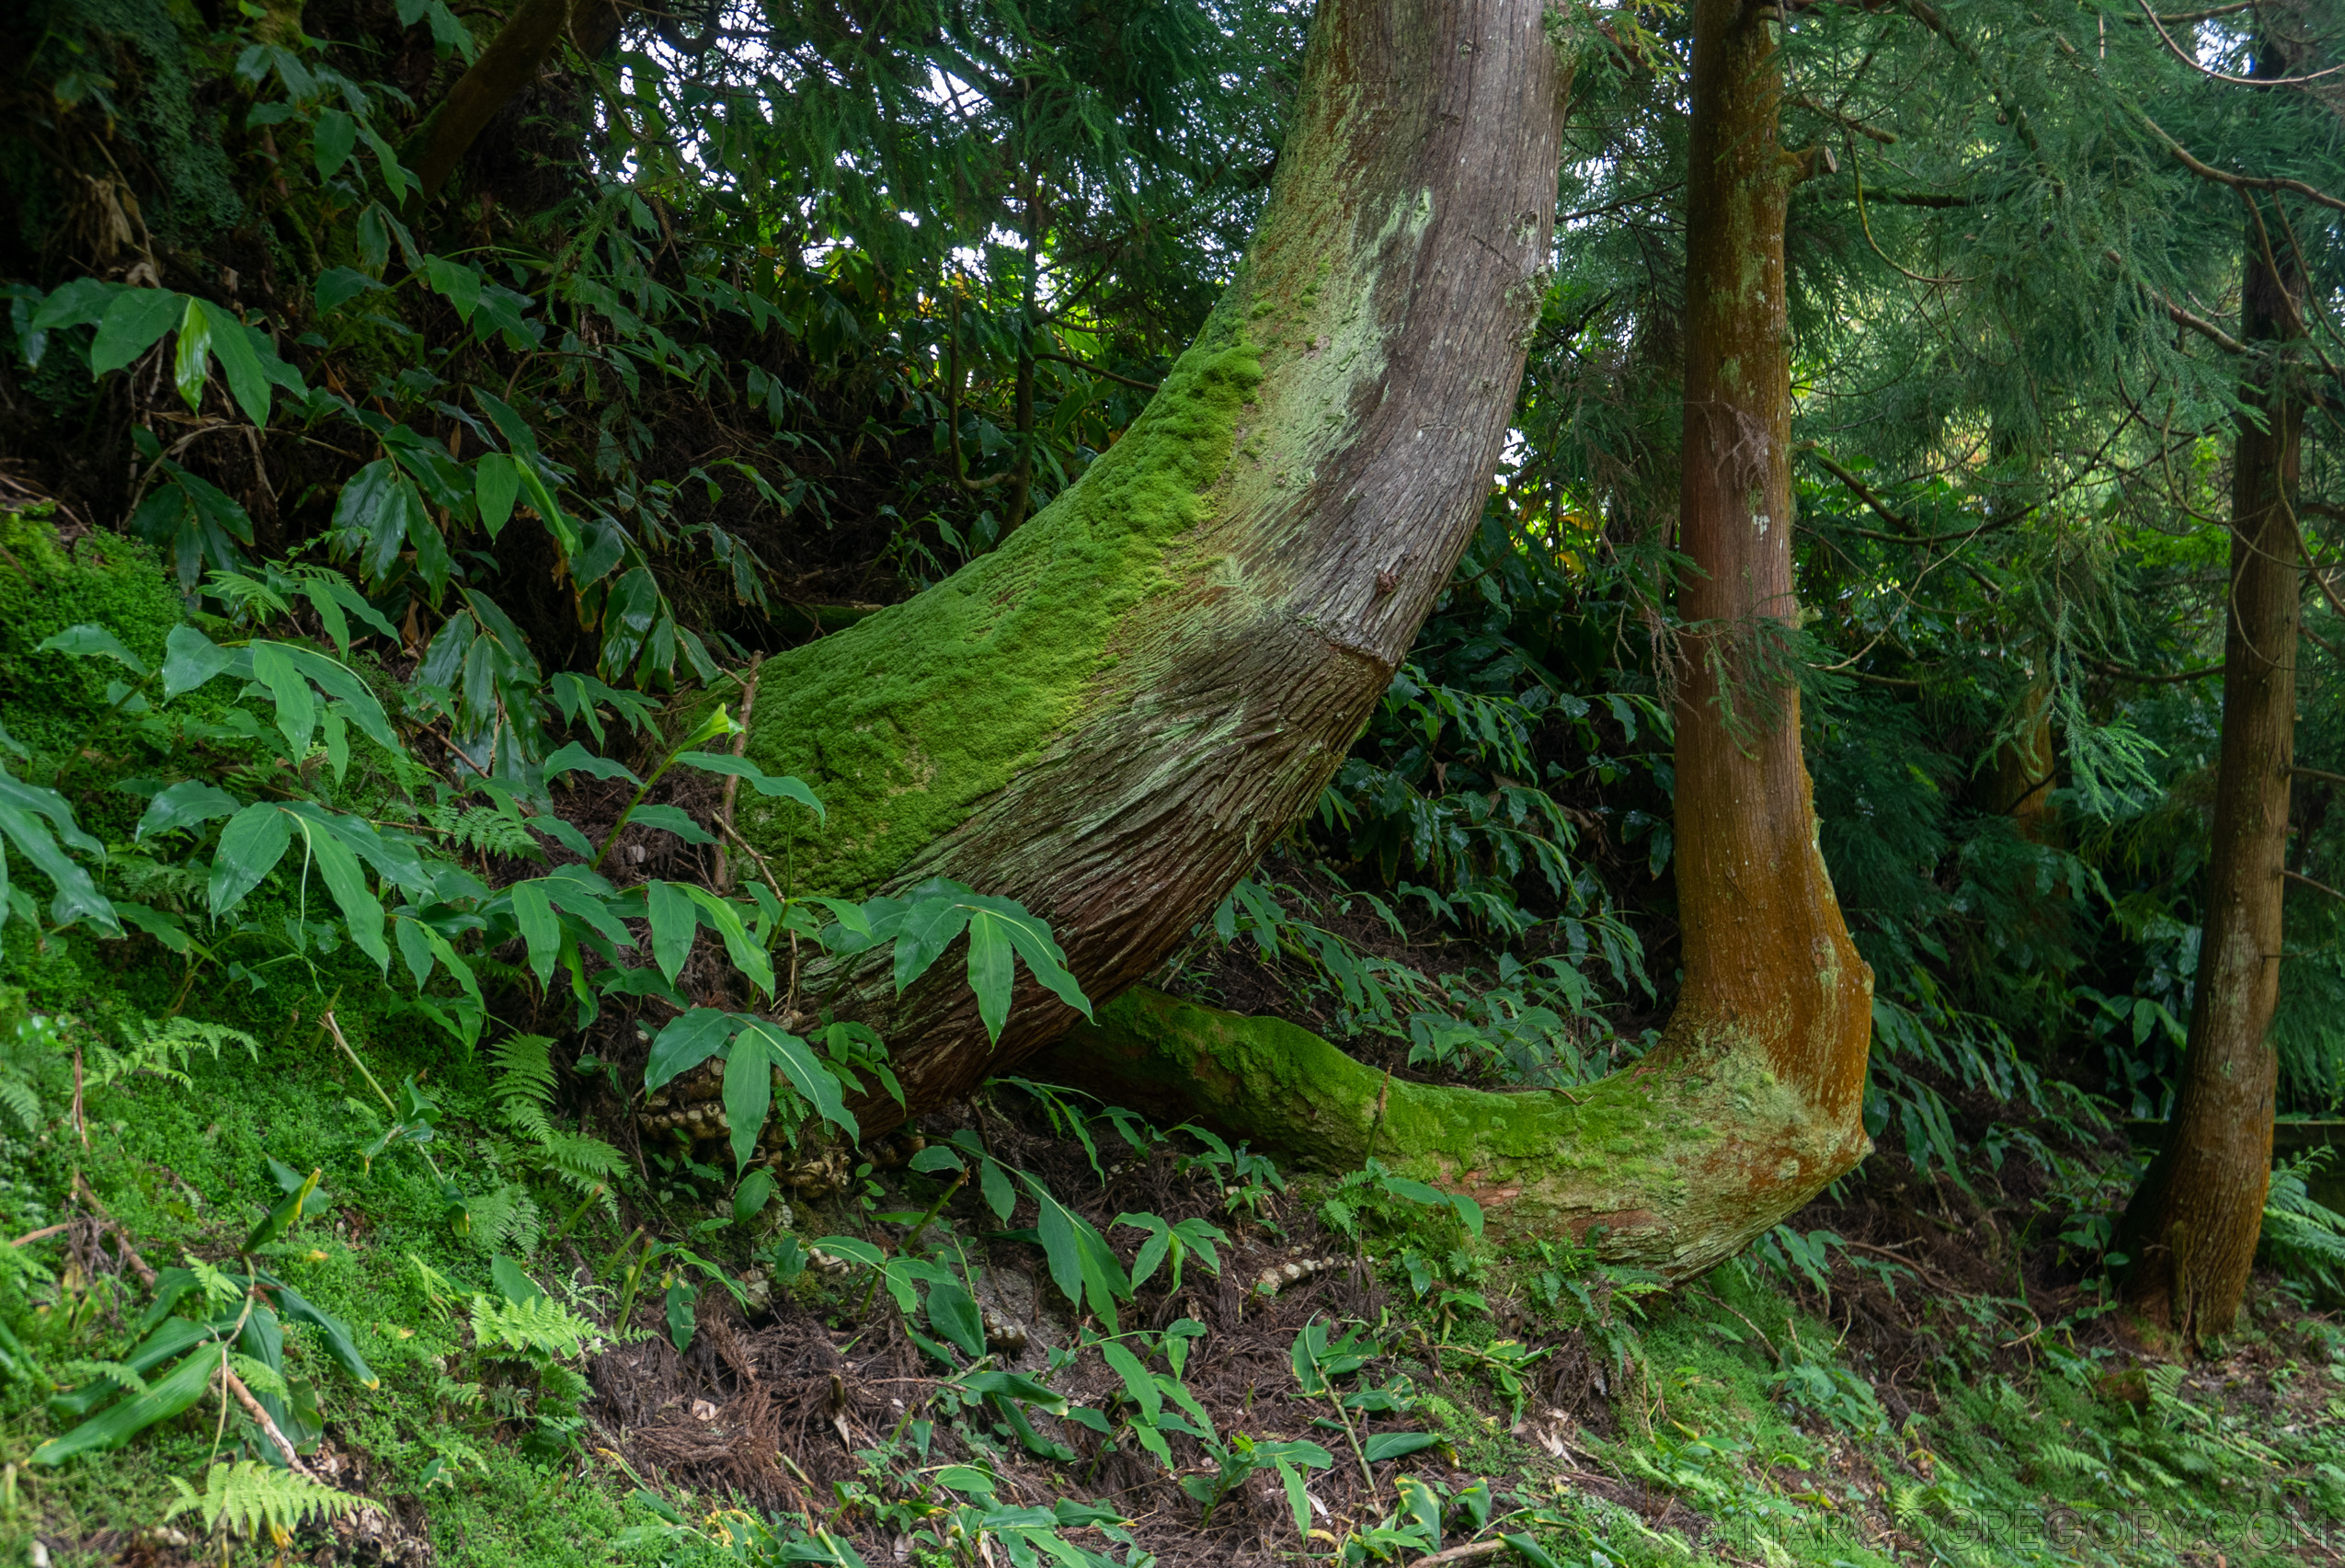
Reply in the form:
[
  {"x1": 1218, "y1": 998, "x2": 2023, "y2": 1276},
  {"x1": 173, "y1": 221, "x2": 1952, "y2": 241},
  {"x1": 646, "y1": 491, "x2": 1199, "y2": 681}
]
[
  {"x1": 405, "y1": 0, "x2": 612, "y2": 204},
  {"x1": 745, "y1": 0, "x2": 1568, "y2": 1102},
  {"x1": 2115, "y1": 104, "x2": 2305, "y2": 1337}
]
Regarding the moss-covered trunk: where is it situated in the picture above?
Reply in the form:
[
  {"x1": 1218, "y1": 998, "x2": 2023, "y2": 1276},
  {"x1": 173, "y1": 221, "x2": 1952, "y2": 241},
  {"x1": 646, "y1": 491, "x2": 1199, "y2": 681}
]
[
  {"x1": 2115, "y1": 90, "x2": 2305, "y2": 1338},
  {"x1": 1040, "y1": 0, "x2": 1872, "y2": 1276},
  {"x1": 741, "y1": 0, "x2": 1570, "y2": 1104}
]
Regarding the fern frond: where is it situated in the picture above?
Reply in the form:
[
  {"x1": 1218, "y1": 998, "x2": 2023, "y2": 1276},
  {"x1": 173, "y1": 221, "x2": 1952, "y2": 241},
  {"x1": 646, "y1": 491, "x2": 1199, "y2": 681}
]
[
  {"x1": 463, "y1": 1184, "x2": 542, "y2": 1257},
  {"x1": 0, "y1": 1074, "x2": 40, "y2": 1135},
  {"x1": 165, "y1": 1461, "x2": 372, "y2": 1546},
  {"x1": 490, "y1": 1034, "x2": 558, "y2": 1139},
  {"x1": 469, "y1": 1294, "x2": 597, "y2": 1360}
]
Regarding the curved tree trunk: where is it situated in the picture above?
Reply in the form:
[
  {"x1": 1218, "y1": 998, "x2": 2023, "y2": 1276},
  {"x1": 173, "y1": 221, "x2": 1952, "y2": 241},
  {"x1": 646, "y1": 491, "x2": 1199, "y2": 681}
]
[
  {"x1": 1039, "y1": 0, "x2": 1873, "y2": 1276},
  {"x1": 2115, "y1": 105, "x2": 2305, "y2": 1339},
  {"x1": 744, "y1": 0, "x2": 1569, "y2": 1097},
  {"x1": 741, "y1": 0, "x2": 1873, "y2": 1272}
]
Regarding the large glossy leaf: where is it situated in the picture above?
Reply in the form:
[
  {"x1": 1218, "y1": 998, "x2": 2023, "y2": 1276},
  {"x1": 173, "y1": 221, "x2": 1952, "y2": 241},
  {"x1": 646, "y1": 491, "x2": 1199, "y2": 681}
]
[
  {"x1": 250, "y1": 641, "x2": 318, "y2": 752},
  {"x1": 270, "y1": 645, "x2": 398, "y2": 752},
  {"x1": 890, "y1": 896, "x2": 973, "y2": 994},
  {"x1": 170, "y1": 297, "x2": 212, "y2": 411},
  {"x1": 626, "y1": 804, "x2": 715, "y2": 847},
  {"x1": 197, "y1": 300, "x2": 273, "y2": 427},
  {"x1": 474, "y1": 452, "x2": 520, "y2": 536},
  {"x1": 208, "y1": 802, "x2": 293, "y2": 915},
  {"x1": 965, "y1": 911, "x2": 1015, "y2": 1042}
]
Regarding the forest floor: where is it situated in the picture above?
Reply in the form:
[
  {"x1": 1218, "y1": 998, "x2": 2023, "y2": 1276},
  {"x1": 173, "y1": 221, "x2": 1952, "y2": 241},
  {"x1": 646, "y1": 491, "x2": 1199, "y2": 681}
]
[{"x1": 3, "y1": 986, "x2": 2345, "y2": 1568}]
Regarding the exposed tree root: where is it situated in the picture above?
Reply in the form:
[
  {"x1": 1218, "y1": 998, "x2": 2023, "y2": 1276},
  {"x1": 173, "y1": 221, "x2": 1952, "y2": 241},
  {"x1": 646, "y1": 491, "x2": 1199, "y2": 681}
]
[{"x1": 1041, "y1": 986, "x2": 1870, "y2": 1279}]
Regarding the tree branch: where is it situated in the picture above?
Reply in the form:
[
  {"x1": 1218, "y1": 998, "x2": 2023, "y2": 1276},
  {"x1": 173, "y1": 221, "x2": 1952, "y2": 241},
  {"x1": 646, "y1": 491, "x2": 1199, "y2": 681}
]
[
  {"x1": 1032, "y1": 350, "x2": 1159, "y2": 392},
  {"x1": 2285, "y1": 869, "x2": 2345, "y2": 903},
  {"x1": 2088, "y1": 657, "x2": 2225, "y2": 684},
  {"x1": 2132, "y1": 109, "x2": 2345, "y2": 217},
  {"x1": 406, "y1": 0, "x2": 578, "y2": 203},
  {"x1": 2296, "y1": 766, "x2": 2345, "y2": 789}
]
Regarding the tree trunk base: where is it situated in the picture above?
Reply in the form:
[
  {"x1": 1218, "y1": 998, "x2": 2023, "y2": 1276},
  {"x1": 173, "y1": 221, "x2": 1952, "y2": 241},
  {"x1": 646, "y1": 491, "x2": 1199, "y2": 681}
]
[{"x1": 1041, "y1": 986, "x2": 1870, "y2": 1279}]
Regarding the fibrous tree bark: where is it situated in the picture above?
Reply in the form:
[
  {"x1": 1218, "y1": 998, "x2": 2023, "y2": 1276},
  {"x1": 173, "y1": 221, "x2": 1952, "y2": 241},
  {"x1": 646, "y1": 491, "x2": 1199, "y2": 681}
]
[
  {"x1": 2114, "y1": 38, "x2": 2306, "y2": 1340},
  {"x1": 745, "y1": 0, "x2": 1570, "y2": 1083},
  {"x1": 741, "y1": 0, "x2": 1874, "y2": 1273}
]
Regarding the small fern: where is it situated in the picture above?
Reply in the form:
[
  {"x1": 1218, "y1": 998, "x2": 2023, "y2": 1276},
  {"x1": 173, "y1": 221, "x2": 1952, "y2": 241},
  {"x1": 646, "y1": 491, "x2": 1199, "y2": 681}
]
[
  {"x1": 165, "y1": 1460, "x2": 372, "y2": 1550},
  {"x1": 2260, "y1": 1150, "x2": 2345, "y2": 1295},
  {"x1": 463, "y1": 1183, "x2": 543, "y2": 1257},
  {"x1": 470, "y1": 1294, "x2": 597, "y2": 1360},
  {"x1": 89, "y1": 1018, "x2": 259, "y2": 1092},
  {"x1": 489, "y1": 1035, "x2": 623, "y2": 1204}
]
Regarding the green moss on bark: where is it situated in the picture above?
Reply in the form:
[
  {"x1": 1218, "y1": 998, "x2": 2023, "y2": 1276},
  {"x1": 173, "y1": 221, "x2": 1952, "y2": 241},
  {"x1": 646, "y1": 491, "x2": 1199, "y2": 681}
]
[{"x1": 739, "y1": 320, "x2": 1263, "y2": 897}]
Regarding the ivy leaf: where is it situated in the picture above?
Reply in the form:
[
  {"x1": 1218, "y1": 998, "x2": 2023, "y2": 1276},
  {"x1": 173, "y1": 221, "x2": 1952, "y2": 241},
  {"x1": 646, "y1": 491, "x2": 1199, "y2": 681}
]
[{"x1": 208, "y1": 803, "x2": 293, "y2": 915}]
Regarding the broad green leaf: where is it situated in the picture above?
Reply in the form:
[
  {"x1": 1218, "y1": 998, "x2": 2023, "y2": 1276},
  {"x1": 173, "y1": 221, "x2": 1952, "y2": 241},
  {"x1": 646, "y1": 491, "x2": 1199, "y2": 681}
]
[
  {"x1": 1098, "y1": 1340, "x2": 1161, "y2": 1422},
  {"x1": 643, "y1": 1008, "x2": 735, "y2": 1092},
  {"x1": 313, "y1": 108, "x2": 357, "y2": 178},
  {"x1": 160, "y1": 624, "x2": 236, "y2": 699},
  {"x1": 1362, "y1": 1432, "x2": 1439, "y2": 1461},
  {"x1": 113, "y1": 901, "x2": 194, "y2": 953},
  {"x1": 808, "y1": 1235, "x2": 884, "y2": 1269},
  {"x1": 680, "y1": 885, "x2": 772, "y2": 995},
  {"x1": 671, "y1": 753, "x2": 824, "y2": 818},
  {"x1": 250, "y1": 641, "x2": 317, "y2": 752},
  {"x1": 965, "y1": 911, "x2": 1015, "y2": 1043},
  {"x1": 735, "y1": 1018, "x2": 857, "y2": 1139},
  {"x1": 927, "y1": 1280, "x2": 985, "y2": 1359},
  {"x1": 37, "y1": 624, "x2": 148, "y2": 676},
  {"x1": 197, "y1": 301, "x2": 272, "y2": 427},
  {"x1": 509, "y1": 880, "x2": 557, "y2": 985},
  {"x1": 0, "y1": 801, "x2": 119, "y2": 933},
  {"x1": 170, "y1": 297, "x2": 212, "y2": 412},
  {"x1": 294, "y1": 812, "x2": 387, "y2": 969},
  {"x1": 207, "y1": 803, "x2": 292, "y2": 915},
  {"x1": 627, "y1": 804, "x2": 715, "y2": 846},
  {"x1": 88, "y1": 287, "x2": 184, "y2": 375},
  {"x1": 891, "y1": 896, "x2": 973, "y2": 994},
  {"x1": 645, "y1": 879, "x2": 694, "y2": 983},
  {"x1": 423, "y1": 256, "x2": 481, "y2": 323},
  {"x1": 1276, "y1": 1460, "x2": 1311, "y2": 1539},
  {"x1": 721, "y1": 1033, "x2": 771, "y2": 1173},
  {"x1": 732, "y1": 1169, "x2": 776, "y2": 1225},
  {"x1": 474, "y1": 452, "x2": 520, "y2": 536},
  {"x1": 266, "y1": 1278, "x2": 376, "y2": 1387},
  {"x1": 269, "y1": 645, "x2": 397, "y2": 753},
  {"x1": 958, "y1": 1369, "x2": 1067, "y2": 1415},
  {"x1": 980, "y1": 1156, "x2": 1016, "y2": 1221},
  {"x1": 980, "y1": 898, "x2": 1093, "y2": 1021},
  {"x1": 31, "y1": 1344, "x2": 216, "y2": 1465},
  {"x1": 665, "y1": 1278, "x2": 698, "y2": 1352},
  {"x1": 542, "y1": 741, "x2": 641, "y2": 786},
  {"x1": 314, "y1": 267, "x2": 379, "y2": 315}
]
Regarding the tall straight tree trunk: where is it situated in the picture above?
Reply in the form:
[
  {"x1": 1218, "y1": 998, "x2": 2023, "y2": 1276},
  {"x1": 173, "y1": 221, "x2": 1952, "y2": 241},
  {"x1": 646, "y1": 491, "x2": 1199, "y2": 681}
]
[
  {"x1": 744, "y1": 0, "x2": 1569, "y2": 1091},
  {"x1": 1036, "y1": 0, "x2": 1872, "y2": 1273},
  {"x1": 2115, "y1": 83, "x2": 2305, "y2": 1337}
]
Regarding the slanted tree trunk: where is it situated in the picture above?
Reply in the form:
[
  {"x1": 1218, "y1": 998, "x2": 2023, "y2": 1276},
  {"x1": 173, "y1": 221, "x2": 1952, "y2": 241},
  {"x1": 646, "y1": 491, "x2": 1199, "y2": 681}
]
[
  {"x1": 405, "y1": 0, "x2": 619, "y2": 204},
  {"x1": 746, "y1": 0, "x2": 1569, "y2": 1081},
  {"x1": 743, "y1": 0, "x2": 1874, "y2": 1272},
  {"x1": 2114, "y1": 83, "x2": 2305, "y2": 1338}
]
